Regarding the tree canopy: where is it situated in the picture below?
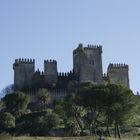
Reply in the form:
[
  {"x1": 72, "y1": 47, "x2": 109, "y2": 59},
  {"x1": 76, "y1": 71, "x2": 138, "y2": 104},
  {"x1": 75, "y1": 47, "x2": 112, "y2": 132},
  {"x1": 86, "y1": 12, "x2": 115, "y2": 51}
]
[
  {"x1": 4, "y1": 92, "x2": 30, "y2": 117},
  {"x1": 0, "y1": 112, "x2": 15, "y2": 132}
]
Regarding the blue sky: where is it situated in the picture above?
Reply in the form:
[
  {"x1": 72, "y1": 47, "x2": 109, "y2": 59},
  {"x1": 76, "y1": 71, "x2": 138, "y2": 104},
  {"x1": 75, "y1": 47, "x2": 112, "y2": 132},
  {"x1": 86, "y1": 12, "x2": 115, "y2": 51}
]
[{"x1": 0, "y1": 0, "x2": 140, "y2": 94}]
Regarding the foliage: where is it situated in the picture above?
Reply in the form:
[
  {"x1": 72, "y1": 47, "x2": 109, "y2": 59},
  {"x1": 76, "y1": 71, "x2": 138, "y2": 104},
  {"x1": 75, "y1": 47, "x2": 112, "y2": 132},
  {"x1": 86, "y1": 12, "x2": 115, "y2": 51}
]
[
  {"x1": 105, "y1": 85, "x2": 137, "y2": 138},
  {"x1": 55, "y1": 82, "x2": 137, "y2": 138},
  {"x1": 54, "y1": 94, "x2": 86, "y2": 136},
  {"x1": 36, "y1": 112, "x2": 60, "y2": 134},
  {"x1": 37, "y1": 88, "x2": 51, "y2": 110},
  {"x1": 4, "y1": 92, "x2": 30, "y2": 117},
  {"x1": 15, "y1": 110, "x2": 60, "y2": 136},
  {"x1": 76, "y1": 83, "x2": 110, "y2": 136},
  {"x1": 0, "y1": 112, "x2": 15, "y2": 132},
  {"x1": 15, "y1": 111, "x2": 47, "y2": 135}
]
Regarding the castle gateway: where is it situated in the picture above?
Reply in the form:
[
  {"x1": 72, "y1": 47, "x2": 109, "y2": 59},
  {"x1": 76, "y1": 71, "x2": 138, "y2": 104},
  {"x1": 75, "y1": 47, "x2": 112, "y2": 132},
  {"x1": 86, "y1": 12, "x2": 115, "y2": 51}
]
[{"x1": 13, "y1": 44, "x2": 129, "y2": 100}]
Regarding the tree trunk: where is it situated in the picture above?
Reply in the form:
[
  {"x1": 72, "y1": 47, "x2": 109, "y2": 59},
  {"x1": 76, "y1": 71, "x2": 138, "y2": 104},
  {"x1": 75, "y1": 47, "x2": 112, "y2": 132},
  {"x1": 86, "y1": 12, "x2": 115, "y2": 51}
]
[
  {"x1": 115, "y1": 122, "x2": 117, "y2": 138},
  {"x1": 106, "y1": 117, "x2": 111, "y2": 137},
  {"x1": 90, "y1": 108, "x2": 99, "y2": 136},
  {"x1": 73, "y1": 108, "x2": 84, "y2": 136},
  {"x1": 93, "y1": 121, "x2": 97, "y2": 136},
  {"x1": 75, "y1": 114, "x2": 84, "y2": 135},
  {"x1": 117, "y1": 124, "x2": 121, "y2": 139},
  {"x1": 106, "y1": 125, "x2": 111, "y2": 137},
  {"x1": 89, "y1": 124, "x2": 92, "y2": 136}
]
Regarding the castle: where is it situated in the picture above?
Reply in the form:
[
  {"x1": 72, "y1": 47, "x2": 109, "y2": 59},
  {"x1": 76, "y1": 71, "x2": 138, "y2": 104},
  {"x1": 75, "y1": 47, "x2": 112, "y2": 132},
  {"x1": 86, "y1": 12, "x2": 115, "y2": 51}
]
[{"x1": 13, "y1": 44, "x2": 129, "y2": 102}]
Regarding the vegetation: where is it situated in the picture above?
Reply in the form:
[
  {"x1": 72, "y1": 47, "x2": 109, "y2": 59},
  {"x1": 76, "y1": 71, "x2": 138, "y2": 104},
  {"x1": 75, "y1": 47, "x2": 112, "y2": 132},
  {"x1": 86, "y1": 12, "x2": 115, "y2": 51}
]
[
  {"x1": 37, "y1": 88, "x2": 51, "y2": 110},
  {"x1": 4, "y1": 92, "x2": 30, "y2": 117},
  {"x1": 0, "y1": 133, "x2": 11, "y2": 140},
  {"x1": 0, "y1": 112, "x2": 15, "y2": 132},
  {"x1": 53, "y1": 83, "x2": 137, "y2": 138},
  {"x1": 0, "y1": 84, "x2": 139, "y2": 139}
]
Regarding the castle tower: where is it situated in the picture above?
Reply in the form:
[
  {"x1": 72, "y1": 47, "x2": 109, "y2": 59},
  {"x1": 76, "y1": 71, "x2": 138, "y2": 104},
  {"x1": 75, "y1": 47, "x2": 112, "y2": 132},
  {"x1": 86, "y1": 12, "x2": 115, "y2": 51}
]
[
  {"x1": 73, "y1": 44, "x2": 103, "y2": 84},
  {"x1": 107, "y1": 63, "x2": 129, "y2": 88},
  {"x1": 44, "y1": 59, "x2": 58, "y2": 85},
  {"x1": 13, "y1": 58, "x2": 35, "y2": 91}
]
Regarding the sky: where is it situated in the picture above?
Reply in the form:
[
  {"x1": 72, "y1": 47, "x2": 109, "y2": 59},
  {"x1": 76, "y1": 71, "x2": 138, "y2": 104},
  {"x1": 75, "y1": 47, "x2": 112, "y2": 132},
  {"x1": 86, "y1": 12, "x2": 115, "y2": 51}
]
[{"x1": 0, "y1": 0, "x2": 140, "y2": 95}]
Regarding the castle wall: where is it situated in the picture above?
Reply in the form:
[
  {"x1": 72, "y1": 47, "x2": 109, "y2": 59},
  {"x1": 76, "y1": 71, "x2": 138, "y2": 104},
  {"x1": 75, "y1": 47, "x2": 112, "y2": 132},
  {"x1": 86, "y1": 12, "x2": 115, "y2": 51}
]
[
  {"x1": 50, "y1": 89, "x2": 68, "y2": 101},
  {"x1": 107, "y1": 63, "x2": 129, "y2": 88},
  {"x1": 13, "y1": 59, "x2": 35, "y2": 91}
]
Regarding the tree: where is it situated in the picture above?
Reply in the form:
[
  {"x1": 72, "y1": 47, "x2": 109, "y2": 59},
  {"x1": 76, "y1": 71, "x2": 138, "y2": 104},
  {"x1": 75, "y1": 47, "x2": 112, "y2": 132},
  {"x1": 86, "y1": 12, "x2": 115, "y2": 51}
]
[
  {"x1": 76, "y1": 82, "x2": 109, "y2": 136},
  {"x1": 76, "y1": 82, "x2": 137, "y2": 138},
  {"x1": 4, "y1": 92, "x2": 30, "y2": 117},
  {"x1": 42, "y1": 112, "x2": 60, "y2": 130},
  {"x1": 105, "y1": 84, "x2": 137, "y2": 139},
  {"x1": 54, "y1": 94, "x2": 85, "y2": 136},
  {"x1": 35, "y1": 112, "x2": 60, "y2": 136},
  {"x1": 37, "y1": 88, "x2": 51, "y2": 110},
  {"x1": 0, "y1": 112, "x2": 15, "y2": 132},
  {"x1": 16, "y1": 111, "x2": 60, "y2": 136}
]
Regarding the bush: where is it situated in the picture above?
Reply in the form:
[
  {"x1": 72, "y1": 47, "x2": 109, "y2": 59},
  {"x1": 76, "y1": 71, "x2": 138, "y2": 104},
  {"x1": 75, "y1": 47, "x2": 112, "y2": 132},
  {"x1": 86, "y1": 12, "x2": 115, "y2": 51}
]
[
  {"x1": 15, "y1": 111, "x2": 60, "y2": 136},
  {"x1": 0, "y1": 112, "x2": 15, "y2": 132},
  {"x1": 0, "y1": 133, "x2": 11, "y2": 140}
]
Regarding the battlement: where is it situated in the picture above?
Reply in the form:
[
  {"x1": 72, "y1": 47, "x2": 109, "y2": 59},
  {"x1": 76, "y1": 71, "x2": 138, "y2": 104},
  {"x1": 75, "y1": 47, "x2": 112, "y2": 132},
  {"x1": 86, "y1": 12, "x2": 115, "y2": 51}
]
[
  {"x1": 14, "y1": 58, "x2": 35, "y2": 64},
  {"x1": 84, "y1": 44, "x2": 102, "y2": 50},
  {"x1": 108, "y1": 63, "x2": 129, "y2": 70},
  {"x1": 73, "y1": 43, "x2": 102, "y2": 54},
  {"x1": 57, "y1": 70, "x2": 74, "y2": 78},
  {"x1": 44, "y1": 59, "x2": 57, "y2": 64},
  {"x1": 35, "y1": 69, "x2": 44, "y2": 76}
]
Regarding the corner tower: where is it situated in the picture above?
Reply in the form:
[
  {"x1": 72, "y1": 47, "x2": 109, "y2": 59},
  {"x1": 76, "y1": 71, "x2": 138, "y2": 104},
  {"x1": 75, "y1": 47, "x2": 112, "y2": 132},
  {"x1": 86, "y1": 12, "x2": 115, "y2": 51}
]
[
  {"x1": 44, "y1": 59, "x2": 58, "y2": 85},
  {"x1": 13, "y1": 58, "x2": 35, "y2": 91},
  {"x1": 107, "y1": 63, "x2": 129, "y2": 88},
  {"x1": 73, "y1": 44, "x2": 103, "y2": 84}
]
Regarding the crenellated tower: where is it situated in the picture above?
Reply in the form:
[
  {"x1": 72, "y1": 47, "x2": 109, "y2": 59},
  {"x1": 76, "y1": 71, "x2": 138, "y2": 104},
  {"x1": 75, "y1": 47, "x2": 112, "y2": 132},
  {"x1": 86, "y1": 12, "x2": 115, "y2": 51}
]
[
  {"x1": 13, "y1": 58, "x2": 35, "y2": 91},
  {"x1": 44, "y1": 59, "x2": 58, "y2": 85},
  {"x1": 73, "y1": 43, "x2": 103, "y2": 84},
  {"x1": 107, "y1": 63, "x2": 129, "y2": 88}
]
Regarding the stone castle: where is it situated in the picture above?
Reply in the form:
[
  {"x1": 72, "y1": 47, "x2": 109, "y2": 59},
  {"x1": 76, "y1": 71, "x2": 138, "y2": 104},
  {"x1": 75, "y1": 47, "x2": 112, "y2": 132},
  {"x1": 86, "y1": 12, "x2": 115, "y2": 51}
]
[{"x1": 13, "y1": 44, "x2": 129, "y2": 101}]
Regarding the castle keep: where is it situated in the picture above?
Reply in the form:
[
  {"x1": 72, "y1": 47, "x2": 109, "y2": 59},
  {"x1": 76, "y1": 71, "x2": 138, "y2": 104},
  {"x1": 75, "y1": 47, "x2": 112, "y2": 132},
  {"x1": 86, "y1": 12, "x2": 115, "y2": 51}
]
[{"x1": 13, "y1": 44, "x2": 129, "y2": 100}]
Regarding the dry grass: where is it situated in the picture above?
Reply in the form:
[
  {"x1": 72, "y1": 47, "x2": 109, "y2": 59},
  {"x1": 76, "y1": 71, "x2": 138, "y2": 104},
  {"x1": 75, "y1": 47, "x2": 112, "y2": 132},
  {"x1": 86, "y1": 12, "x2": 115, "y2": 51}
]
[
  {"x1": 10, "y1": 136, "x2": 140, "y2": 140},
  {"x1": 0, "y1": 134, "x2": 140, "y2": 140}
]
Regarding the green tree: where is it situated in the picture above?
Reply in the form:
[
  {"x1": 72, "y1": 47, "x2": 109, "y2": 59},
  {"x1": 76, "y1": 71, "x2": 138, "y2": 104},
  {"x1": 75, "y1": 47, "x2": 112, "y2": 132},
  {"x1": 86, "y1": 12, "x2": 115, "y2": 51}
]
[
  {"x1": 54, "y1": 94, "x2": 85, "y2": 136},
  {"x1": 36, "y1": 112, "x2": 60, "y2": 136},
  {"x1": 0, "y1": 112, "x2": 15, "y2": 132},
  {"x1": 76, "y1": 82, "x2": 109, "y2": 136},
  {"x1": 105, "y1": 84, "x2": 137, "y2": 139},
  {"x1": 16, "y1": 111, "x2": 60, "y2": 136},
  {"x1": 76, "y1": 82, "x2": 137, "y2": 138},
  {"x1": 37, "y1": 88, "x2": 51, "y2": 110},
  {"x1": 4, "y1": 92, "x2": 30, "y2": 117}
]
